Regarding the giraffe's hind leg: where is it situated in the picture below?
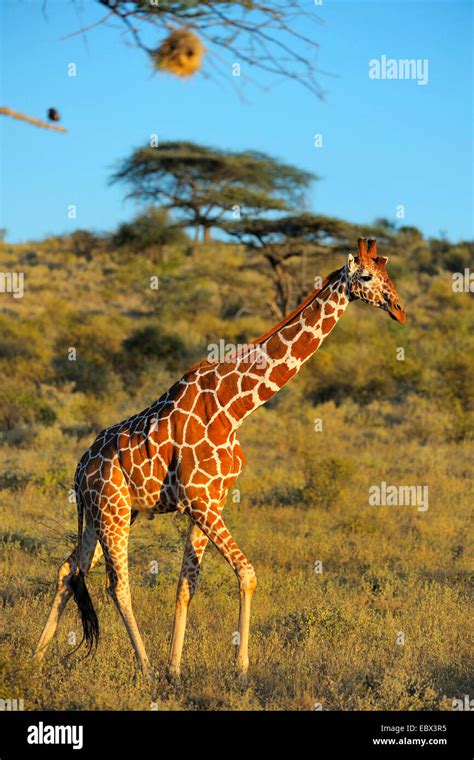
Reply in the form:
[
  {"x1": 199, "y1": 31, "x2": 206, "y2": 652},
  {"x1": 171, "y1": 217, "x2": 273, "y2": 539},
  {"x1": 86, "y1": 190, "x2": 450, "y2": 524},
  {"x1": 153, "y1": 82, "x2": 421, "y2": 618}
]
[
  {"x1": 168, "y1": 522, "x2": 209, "y2": 680},
  {"x1": 98, "y1": 501, "x2": 152, "y2": 679},
  {"x1": 34, "y1": 510, "x2": 140, "y2": 663},
  {"x1": 33, "y1": 523, "x2": 101, "y2": 663}
]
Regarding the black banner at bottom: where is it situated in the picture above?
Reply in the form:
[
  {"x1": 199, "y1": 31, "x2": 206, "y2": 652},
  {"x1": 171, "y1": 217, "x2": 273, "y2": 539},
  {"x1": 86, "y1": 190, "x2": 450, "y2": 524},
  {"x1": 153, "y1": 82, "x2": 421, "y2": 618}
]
[{"x1": 0, "y1": 709, "x2": 471, "y2": 758}]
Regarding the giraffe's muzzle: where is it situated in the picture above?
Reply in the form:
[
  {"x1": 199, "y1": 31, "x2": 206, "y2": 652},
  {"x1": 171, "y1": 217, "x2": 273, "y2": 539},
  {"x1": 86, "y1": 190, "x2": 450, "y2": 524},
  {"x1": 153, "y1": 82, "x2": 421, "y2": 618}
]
[{"x1": 387, "y1": 299, "x2": 406, "y2": 324}]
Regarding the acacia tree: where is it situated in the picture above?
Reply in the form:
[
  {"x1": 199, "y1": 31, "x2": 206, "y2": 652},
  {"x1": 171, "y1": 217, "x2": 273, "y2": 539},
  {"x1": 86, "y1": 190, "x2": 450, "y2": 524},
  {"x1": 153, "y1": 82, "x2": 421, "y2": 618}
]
[
  {"x1": 111, "y1": 141, "x2": 315, "y2": 250},
  {"x1": 223, "y1": 214, "x2": 356, "y2": 317}
]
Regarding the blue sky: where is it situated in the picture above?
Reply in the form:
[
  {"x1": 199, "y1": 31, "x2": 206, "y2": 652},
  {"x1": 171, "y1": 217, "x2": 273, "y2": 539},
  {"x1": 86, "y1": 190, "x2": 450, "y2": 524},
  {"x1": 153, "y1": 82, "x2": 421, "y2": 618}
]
[{"x1": 1, "y1": 0, "x2": 472, "y2": 243}]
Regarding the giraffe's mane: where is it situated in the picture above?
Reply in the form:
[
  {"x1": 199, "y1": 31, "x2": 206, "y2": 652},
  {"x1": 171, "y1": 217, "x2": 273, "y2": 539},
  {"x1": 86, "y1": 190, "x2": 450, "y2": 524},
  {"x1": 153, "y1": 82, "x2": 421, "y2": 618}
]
[
  {"x1": 184, "y1": 266, "x2": 344, "y2": 376},
  {"x1": 251, "y1": 266, "x2": 343, "y2": 346}
]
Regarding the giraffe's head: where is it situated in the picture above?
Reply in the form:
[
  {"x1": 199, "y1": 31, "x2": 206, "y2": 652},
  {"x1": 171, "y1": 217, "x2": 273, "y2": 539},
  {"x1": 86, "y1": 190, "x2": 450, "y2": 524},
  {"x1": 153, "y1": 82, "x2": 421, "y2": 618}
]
[{"x1": 346, "y1": 238, "x2": 406, "y2": 324}]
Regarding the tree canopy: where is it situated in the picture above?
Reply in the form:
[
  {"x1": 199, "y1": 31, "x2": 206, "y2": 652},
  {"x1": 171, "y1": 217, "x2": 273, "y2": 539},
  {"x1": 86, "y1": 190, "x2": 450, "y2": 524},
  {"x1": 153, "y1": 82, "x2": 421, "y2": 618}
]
[
  {"x1": 111, "y1": 141, "x2": 316, "y2": 245},
  {"x1": 223, "y1": 213, "x2": 354, "y2": 250}
]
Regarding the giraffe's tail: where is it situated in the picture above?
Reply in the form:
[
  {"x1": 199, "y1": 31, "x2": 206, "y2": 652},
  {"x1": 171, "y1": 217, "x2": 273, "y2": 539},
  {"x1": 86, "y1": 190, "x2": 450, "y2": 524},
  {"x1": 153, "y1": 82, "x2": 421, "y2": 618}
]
[
  {"x1": 68, "y1": 491, "x2": 100, "y2": 657},
  {"x1": 69, "y1": 571, "x2": 100, "y2": 657}
]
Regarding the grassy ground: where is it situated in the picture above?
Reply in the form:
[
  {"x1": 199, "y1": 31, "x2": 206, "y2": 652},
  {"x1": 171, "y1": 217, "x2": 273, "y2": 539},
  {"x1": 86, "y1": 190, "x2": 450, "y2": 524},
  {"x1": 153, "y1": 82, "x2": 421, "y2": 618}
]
[{"x1": 0, "y1": 235, "x2": 472, "y2": 710}]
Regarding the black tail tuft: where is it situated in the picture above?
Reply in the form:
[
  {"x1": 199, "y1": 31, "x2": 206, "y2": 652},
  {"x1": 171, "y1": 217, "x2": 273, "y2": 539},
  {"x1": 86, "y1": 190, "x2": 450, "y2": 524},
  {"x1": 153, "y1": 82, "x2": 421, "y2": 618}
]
[{"x1": 69, "y1": 569, "x2": 99, "y2": 658}]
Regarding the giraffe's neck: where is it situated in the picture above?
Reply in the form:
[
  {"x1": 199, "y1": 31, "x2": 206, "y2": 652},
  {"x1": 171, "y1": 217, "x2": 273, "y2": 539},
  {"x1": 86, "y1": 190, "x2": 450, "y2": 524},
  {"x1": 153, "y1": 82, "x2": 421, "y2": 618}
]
[{"x1": 214, "y1": 266, "x2": 351, "y2": 427}]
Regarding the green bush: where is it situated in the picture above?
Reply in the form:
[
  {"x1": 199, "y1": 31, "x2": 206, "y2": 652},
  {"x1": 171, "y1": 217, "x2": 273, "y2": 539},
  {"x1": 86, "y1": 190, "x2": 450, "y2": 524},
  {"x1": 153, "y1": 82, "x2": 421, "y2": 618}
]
[
  {"x1": 0, "y1": 388, "x2": 56, "y2": 432},
  {"x1": 302, "y1": 455, "x2": 354, "y2": 509},
  {"x1": 113, "y1": 208, "x2": 188, "y2": 252},
  {"x1": 122, "y1": 325, "x2": 187, "y2": 372}
]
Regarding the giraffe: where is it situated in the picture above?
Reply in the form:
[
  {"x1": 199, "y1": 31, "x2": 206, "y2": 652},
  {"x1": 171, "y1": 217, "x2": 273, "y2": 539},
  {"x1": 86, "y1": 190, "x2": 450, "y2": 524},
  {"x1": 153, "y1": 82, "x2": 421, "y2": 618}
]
[{"x1": 34, "y1": 238, "x2": 406, "y2": 682}]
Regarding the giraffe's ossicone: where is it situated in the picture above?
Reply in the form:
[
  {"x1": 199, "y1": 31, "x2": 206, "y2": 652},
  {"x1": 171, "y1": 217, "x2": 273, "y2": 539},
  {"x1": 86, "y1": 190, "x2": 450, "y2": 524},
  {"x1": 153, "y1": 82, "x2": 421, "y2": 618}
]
[{"x1": 34, "y1": 238, "x2": 405, "y2": 681}]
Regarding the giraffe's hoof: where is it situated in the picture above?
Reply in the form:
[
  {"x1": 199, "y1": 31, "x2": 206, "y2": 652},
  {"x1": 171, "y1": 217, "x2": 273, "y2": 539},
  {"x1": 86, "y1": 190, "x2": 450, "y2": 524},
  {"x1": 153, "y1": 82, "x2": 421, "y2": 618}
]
[
  {"x1": 140, "y1": 664, "x2": 155, "y2": 684},
  {"x1": 166, "y1": 667, "x2": 181, "y2": 687},
  {"x1": 236, "y1": 670, "x2": 249, "y2": 690}
]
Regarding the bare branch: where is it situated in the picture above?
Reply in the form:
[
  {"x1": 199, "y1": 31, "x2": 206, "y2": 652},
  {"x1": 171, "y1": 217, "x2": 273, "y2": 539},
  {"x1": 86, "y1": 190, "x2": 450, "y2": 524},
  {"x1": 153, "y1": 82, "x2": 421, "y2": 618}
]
[
  {"x1": 60, "y1": 10, "x2": 114, "y2": 41},
  {"x1": 0, "y1": 107, "x2": 68, "y2": 133},
  {"x1": 90, "y1": 0, "x2": 326, "y2": 97}
]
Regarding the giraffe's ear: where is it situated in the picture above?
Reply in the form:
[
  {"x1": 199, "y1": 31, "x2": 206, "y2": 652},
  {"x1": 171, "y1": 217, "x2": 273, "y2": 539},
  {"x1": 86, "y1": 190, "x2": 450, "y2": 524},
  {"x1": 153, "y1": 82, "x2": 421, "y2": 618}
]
[
  {"x1": 347, "y1": 253, "x2": 357, "y2": 273},
  {"x1": 378, "y1": 255, "x2": 389, "y2": 266}
]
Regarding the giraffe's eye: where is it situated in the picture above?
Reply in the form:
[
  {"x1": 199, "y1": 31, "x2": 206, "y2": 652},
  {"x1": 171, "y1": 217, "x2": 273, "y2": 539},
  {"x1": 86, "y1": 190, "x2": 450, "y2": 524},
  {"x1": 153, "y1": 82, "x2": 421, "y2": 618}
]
[{"x1": 360, "y1": 275, "x2": 372, "y2": 281}]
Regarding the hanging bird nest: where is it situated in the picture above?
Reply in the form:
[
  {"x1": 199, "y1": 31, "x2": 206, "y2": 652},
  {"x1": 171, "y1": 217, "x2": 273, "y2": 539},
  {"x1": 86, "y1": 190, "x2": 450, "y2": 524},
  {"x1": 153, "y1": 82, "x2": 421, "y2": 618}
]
[{"x1": 152, "y1": 29, "x2": 205, "y2": 78}]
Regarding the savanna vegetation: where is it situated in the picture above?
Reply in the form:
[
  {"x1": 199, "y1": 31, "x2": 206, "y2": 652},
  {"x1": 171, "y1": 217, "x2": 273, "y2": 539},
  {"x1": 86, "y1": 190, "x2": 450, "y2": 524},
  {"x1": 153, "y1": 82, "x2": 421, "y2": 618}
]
[{"x1": 0, "y1": 219, "x2": 472, "y2": 710}]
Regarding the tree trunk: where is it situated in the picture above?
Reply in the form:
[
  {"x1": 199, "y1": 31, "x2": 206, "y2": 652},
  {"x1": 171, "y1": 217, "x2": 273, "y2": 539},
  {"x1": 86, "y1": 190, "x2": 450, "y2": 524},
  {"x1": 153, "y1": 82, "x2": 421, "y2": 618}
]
[
  {"x1": 203, "y1": 226, "x2": 212, "y2": 243},
  {"x1": 191, "y1": 224, "x2": 201, "y2": 255},
  {"x1": 266, "y1": 256, "x2": 292, "y2": 317}
]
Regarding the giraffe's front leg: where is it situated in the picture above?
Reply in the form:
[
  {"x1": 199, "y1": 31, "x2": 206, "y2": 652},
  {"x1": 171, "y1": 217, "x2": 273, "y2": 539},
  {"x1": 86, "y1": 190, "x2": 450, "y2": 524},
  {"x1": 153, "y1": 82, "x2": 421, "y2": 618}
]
[
  {"x1": 235, "y1": 563, "x2": 257, "y2": 683},
  {"x1": 167, "y1": 522, "x2": 209, "y2": 681},
  {"x1": 186, "y1": 503, "x2": 257, "y2": 684}
]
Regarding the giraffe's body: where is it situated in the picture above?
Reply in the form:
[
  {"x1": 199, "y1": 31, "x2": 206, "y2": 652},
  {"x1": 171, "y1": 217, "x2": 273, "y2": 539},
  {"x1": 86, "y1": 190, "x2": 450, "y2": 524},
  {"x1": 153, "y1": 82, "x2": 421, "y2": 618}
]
[
  {"x1": 77, "y1": 265, "x2": 349, "y2": 520},
  {"x1": 34, "y1": 239, "x2": 405, "y2": 681}
]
